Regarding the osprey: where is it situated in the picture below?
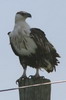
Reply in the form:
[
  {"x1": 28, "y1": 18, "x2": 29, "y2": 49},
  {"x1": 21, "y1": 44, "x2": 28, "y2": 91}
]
[{"x1": 8, "y1": 11, "x2": 60, "y2": 81}]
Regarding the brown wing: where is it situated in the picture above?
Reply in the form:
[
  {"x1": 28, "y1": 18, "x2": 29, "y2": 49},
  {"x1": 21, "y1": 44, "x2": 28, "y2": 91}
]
[{"x1": 30, "y1": 28, "x2": 60, "y2": 71}]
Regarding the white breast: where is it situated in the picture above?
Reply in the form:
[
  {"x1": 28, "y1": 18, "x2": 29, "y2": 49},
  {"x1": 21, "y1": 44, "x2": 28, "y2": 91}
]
[
  {"x1": 9, "y1": 21, "x2": 37, "y2": 56},
  {"x1": 10, "y1": 34, "x2": 37, "y2": 56}
]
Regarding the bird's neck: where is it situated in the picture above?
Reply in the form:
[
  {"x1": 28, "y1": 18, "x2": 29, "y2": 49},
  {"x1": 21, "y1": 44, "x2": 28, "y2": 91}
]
[
  {"x1": 15, "y1": 15, "x2": 26, "y2": 24},
  {"x1": 15, "y1": 20, "x2": 30, "y2": 29},
  {"x1": 14, "y1": 20, "x2": 31, "y2": 36},
  {"x1": 15, "y1": 19, "x2": 26, "y2": 25}
]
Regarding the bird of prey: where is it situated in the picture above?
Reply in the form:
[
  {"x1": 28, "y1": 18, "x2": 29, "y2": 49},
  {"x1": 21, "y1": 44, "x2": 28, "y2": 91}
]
[{"x1": 8, "y1": 11, "x2": 60, "y2": 81}]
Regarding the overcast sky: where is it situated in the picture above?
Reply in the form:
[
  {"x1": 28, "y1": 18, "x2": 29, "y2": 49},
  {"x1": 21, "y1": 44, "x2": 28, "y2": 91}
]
[{"x1": 0, "y1": 0, "x2": 66, "y2": 100}]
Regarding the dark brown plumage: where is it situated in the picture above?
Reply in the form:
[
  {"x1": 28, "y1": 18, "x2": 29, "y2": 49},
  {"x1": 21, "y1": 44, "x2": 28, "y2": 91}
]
[{"x1": 8, "y1": 11, "x2": 60, "y2": 81}]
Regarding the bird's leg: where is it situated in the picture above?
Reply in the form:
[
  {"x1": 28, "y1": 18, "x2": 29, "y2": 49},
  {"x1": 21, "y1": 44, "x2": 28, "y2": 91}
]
[
  {"x1": 29, "y1": 68, "x2": 45, "y2": 79},
  {"x1": 16, "y1": 65, "x2": 27, "y2": 83},
  {"x1": 22, "y1": 67, "x2": 27, "y2": 78},
  {"x1": 34, "y1": 69, "x2": 40, "y2": 77},
  {"x1": 34, "y1": 69, "x2": 45, "y2": 79},
  {"x1": 29, "y1": 69, "x2": 40, "y2": 78}
]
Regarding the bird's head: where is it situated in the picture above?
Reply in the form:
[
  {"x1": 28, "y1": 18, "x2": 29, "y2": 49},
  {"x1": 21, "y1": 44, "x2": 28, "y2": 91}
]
[{"x1": 15, "y1": 11, "x2": 32, "y2": 23}]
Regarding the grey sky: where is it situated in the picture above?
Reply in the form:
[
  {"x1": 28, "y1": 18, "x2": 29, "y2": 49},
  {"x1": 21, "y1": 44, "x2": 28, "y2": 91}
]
[{"x1": 0, "y1": 0, "x2": 66, "y2": 100}]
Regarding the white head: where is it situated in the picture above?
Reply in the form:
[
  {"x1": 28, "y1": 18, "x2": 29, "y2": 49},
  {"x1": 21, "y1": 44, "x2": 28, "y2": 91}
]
[{"x1": 15, "y1": 11, "x2": 32, "y2": 23}]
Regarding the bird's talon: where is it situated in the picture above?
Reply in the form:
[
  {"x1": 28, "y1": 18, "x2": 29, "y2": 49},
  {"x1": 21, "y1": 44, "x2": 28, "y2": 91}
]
[
  {"x1": 29, "y1": 75, "x2": 40, "y2": 79},
  {"x1": 29, "y1": 75, "x2": 45, "y2": 79},
  {"x1": 16, "y1": 76, "x2": 29, "y2": 84}
]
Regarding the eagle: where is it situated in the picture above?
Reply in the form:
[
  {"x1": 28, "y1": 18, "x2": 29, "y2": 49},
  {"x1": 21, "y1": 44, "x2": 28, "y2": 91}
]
[{"x1": 8, "y1": 11, "x2": 60, "y2": 81}]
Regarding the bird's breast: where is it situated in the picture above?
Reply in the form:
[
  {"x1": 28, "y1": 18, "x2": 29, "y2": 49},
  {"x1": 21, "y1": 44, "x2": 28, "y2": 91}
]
[{"x1": 10, "y1": 33, "x2": 37, "y2": 56}]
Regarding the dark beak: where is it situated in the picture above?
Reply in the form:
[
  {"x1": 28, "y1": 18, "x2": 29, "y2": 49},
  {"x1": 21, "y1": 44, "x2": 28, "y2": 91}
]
[
  {"x1": 26, "y1": 13, "x2": 32, "y2": 18},
  {"x1": 7, "y1": 32, "x2": 11, "y2": 35}
]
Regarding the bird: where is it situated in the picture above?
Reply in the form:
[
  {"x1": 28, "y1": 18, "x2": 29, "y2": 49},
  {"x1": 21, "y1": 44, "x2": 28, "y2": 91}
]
[{"x1": 8, "y1": 11, "x2": 60, "y2": 81}]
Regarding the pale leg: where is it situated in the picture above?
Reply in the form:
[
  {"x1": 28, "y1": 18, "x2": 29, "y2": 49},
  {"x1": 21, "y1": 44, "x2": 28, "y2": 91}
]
[{"x1": 35, "y1": 69, "x2": 40, "y2": 77}]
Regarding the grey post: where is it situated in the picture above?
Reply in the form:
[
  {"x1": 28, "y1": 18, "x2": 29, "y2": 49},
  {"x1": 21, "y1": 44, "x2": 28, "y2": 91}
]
[{"x1": 18, "y1": 77, "x2": 51, "y2": 100}]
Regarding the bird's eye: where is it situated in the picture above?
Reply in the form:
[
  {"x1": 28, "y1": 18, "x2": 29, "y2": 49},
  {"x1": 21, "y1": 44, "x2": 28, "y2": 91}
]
[{"x1": 21, "y1": 13, "x2": 25, "y2": 16}]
